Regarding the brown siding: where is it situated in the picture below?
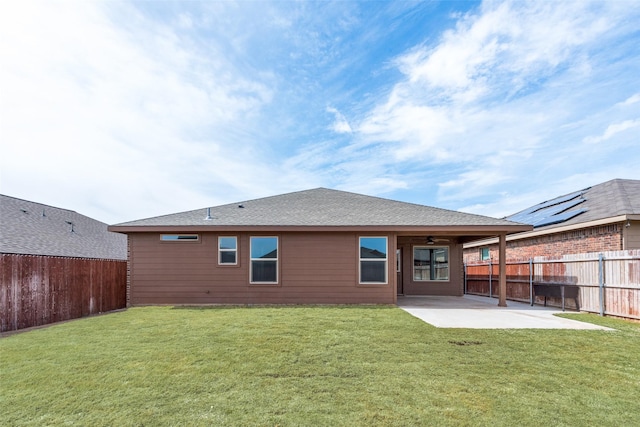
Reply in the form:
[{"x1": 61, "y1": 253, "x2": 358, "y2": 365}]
[
  {"x1": 1, "y1": 254, "x2": 126, "y2": 332},
  {"x1": 397, "y1": 237, "x2": 464, "y2": 296},
  {"x1": 128, "y1": 232, "x2": 396, "y2": 305},
  {"x1": 624, "y1": 221, "x2": 640, "y2": 250}
]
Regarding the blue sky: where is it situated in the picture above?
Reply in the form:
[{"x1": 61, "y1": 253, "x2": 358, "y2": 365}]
[{"x1": 1, "y1": 0, "x2": 639, "y2": 224}]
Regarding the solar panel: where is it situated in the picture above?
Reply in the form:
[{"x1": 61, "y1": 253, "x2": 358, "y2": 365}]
[
  {"x1": 507, "y1": 190, "x2": 588, "y2": 228},
  {"x1": 530, "y1": 190, "x2": 585, "y2": 213},
  {"x1": 533, "y1": 208, "x2": 587, "y2": 227},
  {"x1": 507, "y1": 190, "x2": 586, "y2": 223}
]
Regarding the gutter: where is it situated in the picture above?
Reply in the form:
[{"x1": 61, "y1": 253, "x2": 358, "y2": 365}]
[
  {"x1": 463, "y1": 214, "x2": 637, "y2": 248},
  {"x1": 108, "y1": 224, "x2": 532, "y2": 235}
]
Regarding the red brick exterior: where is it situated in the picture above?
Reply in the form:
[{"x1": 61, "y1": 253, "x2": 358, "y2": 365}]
[{"x1": 464, "y1": 224, "x2": 624, "y2": 263}]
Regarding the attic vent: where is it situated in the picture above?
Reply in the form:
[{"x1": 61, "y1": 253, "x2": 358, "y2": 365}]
[
  {"x1": 20, "y1": 209, "x2": 28, "y2": 214},
  {"x1": 66, "y1": 221, "x2": 75, "y2": 232},
  {"x1": 238, "y1": 204, "x2": 244, "y2": 208}
]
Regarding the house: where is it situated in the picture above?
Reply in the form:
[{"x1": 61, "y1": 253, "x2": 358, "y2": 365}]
[
  {"x1": 108, "y1": 188, "x2": 530, "y2": 306},
  {"x1": 1, "y1": 194, "x2": 127, "y2": 260},
  {"x1": 1, "y1": 194, "x2": 127, "y2": 332},
  {"x1": 463, "y1": 179, "x2": 640, "y2": 262}
]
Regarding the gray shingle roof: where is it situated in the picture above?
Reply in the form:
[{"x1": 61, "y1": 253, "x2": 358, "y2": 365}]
[
  {"x1": 112, "y1": 188, "x2": 524, "y2": 228},
  {"x1": 1, "y1": 195, "x2": 127, "y2": 260},
  {"x1": 507, "y1": 179, "x2": 640, "y2": 230}
]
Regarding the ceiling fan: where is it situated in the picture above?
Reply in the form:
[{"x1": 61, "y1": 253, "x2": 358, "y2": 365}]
[{"x1": 426, "y1": 236, "x2": 450, "y2": 245}]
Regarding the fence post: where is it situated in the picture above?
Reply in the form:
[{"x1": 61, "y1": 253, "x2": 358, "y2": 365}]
[
  {"x1": 598, "y1": 253, "x2": 605, "y2": 316},
  {"x1": 489, "y1": 260, "x2": 493, "y2": 299},
  {"x1": 463, "y1": 263, "x2": 467, "y2": 294},
  {"x1": 529, "y1": 258, "x2": 534, "y2": 306}
]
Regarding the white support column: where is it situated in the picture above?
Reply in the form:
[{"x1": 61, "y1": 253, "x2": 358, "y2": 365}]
[{"x1": 498, "y1": 233, "x2": 507, "y2": 307}]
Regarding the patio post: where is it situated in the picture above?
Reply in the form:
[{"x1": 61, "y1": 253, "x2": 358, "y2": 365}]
[{"x1": 498, "y1": 233, "x2": 507, "y2": 307}]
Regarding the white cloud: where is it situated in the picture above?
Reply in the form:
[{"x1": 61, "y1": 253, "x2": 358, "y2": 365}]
[
  {"x1": 340, "y1": 177, "x2": 409, "y2": 197},
  {"x1": 353, "y1": 0, "x2": 639, "y2": 210},
  {"x1": 1, "y1": 0, "x2": 639, "y2": 224},
  {"x1": 396, "y1": 1, "x2": 613, "y2": 101},
  {"x1": 583, "y1": 119, "x2": 640, "y2": 144},
  {"x1": 327, "y1": 107, "x2": 352, "y2": 134},
  {"x1": 0, "y1": 1, "x2": 274, "y2": 223},
  {"x1": 618, "y1": 93, "x2": 640, "y2": 107}
]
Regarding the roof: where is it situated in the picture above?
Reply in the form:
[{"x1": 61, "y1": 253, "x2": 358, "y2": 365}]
[
  {"x1": 1, "y1": 195, "x2": 127, "y2": 260},
  {"x1": 506, "y1": 179, "x2": 640, "y2": 230},
  {"x1": 110, "y1": 188, "x2": 529, "y2": 235}
]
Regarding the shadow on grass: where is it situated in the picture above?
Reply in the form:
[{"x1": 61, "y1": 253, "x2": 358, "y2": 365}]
[{"x1": 170, "y1": 304, "x2": 395, "y2": 311}]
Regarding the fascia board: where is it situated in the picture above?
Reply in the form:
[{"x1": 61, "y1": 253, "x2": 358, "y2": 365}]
[
  {"x1": 463, "y1": 215, "x2": 631, "y2": 249},
  {"x1": 108, "y1": 224, "x2": 532, "y2": 235}
]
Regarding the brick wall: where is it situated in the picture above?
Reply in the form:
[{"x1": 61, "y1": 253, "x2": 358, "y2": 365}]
[{"x1": 464, "y1": 224, "x2": 624, "y2": 262}]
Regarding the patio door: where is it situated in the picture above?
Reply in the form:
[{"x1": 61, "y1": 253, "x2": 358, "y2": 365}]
[{"x1": 396, "y1": 248, "x2": 403, "y2": 295}]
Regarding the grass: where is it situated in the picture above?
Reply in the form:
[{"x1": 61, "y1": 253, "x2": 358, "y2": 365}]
[{"x1": 1, "y1": 306, "x2": 639, "y2": 426}]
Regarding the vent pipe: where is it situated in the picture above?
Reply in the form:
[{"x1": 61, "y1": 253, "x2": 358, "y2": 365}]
[{"x1": 205, "y1": 207, "x2": 212, "y2": 220}]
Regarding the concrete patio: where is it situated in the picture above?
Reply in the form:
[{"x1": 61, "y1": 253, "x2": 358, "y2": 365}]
[{"x1": 398, "y1": 294, "x2": 613, "y2": 330}]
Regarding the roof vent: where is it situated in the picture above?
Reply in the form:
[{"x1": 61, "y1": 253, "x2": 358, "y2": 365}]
[
  {"x1": 66, "y1": 221, "x2": 75, "y2": 232},
  {"x1": 205, "y1": 207, "x2": 213, "y2": 220},
  {"x1": 20, "y1": 209, "x2": 28, "y2": 214},
  {"x1": 238, "y1": 204, "x2": 244, "y2": 209},
  {"x1": 42, "y1": 209, "x2": 46, "y2": 217}
]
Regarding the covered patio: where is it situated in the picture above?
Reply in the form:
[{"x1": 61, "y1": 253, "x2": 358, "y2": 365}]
[
  {"x1": 394, "y1": 231, "x2": 515, "y2": 303},
  {"x1": 398, "y1": 294, "x2": 612, "y2": 329}
]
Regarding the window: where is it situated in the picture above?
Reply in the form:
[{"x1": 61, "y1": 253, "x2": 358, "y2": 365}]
[
  {"x1": 218, "y1": 236, "x2": 237, "y2": 265},
  {"x1": 160, "y1": 234, "x2": 199, "y2": 241},
  {"x1": 480, "y1": 247, "x2": 490, "y2": 261},
  {"x1": 250, "y1": 237, "x2": 278, "y2": 283},
  {"x1": 413, "y1": 246, "x2": 449, "y2": 281},
  {"x1": 359, "y1": 237, "x2": 387, "y2": 284}
]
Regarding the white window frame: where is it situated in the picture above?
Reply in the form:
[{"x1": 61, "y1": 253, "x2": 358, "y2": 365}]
[
  {"x1": 218, "y1": 236, "x2": 238, "y2": 265},
  {"x1": 480, "y1": 247, "x2": 490, "y2": 261},
  {"x1": 359, "y1": 236, "x2": 388, "y2": 285},
  {"x1": 413, "y1": 246, "x2": 449, "y2": 282},
  {"x1": 250, "y1": 236, "x2": 278, "y2": 284},
  {"x1": 160, "y1": 234, "x2": 199, "y2": 242}
]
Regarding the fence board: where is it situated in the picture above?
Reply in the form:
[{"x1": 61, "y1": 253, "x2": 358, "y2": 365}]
[
  {"x1": 0, "y1": 254, "x2": 126, "y2": 333},
  {"x1": 466, "y1": 250, "x2": 640, "y2": 320}
]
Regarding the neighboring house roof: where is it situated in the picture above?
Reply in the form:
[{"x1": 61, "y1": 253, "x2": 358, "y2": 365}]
[
  {"x1": 464, "y1": 178, "x2": 640, "y2": 247},
  {"x1": 110, "y1": 188, "x2": 529, "y2": 237},
  {"x1": 0, "y1": 194, "x2": 127, "y2": 260},
  {"x1": 507, "y1": 179, "x2": 640, "y2": 230}
]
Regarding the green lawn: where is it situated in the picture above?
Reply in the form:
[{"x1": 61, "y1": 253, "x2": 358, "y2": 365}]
[{"x1": 1, "y1": 306, "x2": 639, "y2": 426}]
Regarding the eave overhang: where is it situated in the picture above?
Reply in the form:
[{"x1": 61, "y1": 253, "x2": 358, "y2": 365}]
[
  {"x1": 463, "y1": 214, "x2": 638, "y2": 249},
  {"x1": 108, "y1": 224, "x2": 532, "y2": 239}
]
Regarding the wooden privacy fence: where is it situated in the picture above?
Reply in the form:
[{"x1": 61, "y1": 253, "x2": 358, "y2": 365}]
[
  {"x1": 465, "y1": 250, "x2": 640, "y2": 320},
  {"x1": 1, "y1": 254, "x2": 127, "y2": 333}
]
